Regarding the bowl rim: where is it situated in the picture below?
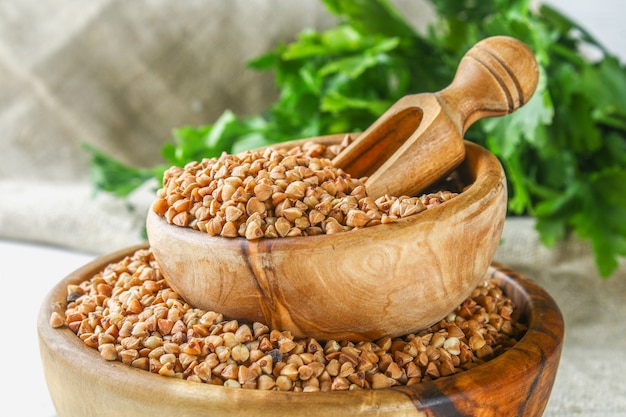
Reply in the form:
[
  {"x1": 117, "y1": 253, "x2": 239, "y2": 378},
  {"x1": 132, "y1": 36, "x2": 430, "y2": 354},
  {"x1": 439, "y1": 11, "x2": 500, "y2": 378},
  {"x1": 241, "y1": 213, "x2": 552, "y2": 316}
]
[{"x1": 38, "y1": 244, "x2": 564, "y2": 415}]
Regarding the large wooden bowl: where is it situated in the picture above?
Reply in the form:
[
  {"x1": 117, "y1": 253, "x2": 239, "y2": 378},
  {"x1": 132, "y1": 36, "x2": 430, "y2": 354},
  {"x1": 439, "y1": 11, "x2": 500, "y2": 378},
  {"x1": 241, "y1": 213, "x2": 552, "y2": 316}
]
[
  {"x1": 38, "y1": 245, "x2": 564, "y2": 417},
  {"x1": 146, "y1": 135, "x2": 507, "y2": 340}
]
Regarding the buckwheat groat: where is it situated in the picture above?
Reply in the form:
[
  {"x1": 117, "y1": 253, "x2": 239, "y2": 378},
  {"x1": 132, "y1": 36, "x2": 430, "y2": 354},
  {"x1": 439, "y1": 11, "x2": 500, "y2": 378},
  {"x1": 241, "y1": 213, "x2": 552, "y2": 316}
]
[
  {"x1": 52, "y1": 248, "x2": 527, "y2": 391},
  {"x1": 152, "y1": 139, "x2": 460, "y2": 240}
]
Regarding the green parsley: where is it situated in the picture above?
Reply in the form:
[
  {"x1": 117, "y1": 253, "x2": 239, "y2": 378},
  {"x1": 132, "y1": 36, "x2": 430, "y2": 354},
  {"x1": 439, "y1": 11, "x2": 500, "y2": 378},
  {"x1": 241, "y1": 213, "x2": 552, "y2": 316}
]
[{"x1": 86, "y1": 0, "x2": 626, "y2": 278}]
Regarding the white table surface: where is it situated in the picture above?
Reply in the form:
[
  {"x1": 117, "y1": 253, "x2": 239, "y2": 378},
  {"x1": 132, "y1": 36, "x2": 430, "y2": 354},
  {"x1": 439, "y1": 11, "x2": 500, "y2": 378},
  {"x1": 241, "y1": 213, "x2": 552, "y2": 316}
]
[{"x1": 0, "y1": 239, "x2": 96, "y2": 417}]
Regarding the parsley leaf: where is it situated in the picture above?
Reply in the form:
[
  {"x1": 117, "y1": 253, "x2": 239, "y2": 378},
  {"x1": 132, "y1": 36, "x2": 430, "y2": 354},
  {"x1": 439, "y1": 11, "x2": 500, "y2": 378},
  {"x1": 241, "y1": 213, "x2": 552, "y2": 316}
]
[{"x1": 85, "y1": 0, "x2": 626, "y2": 278}]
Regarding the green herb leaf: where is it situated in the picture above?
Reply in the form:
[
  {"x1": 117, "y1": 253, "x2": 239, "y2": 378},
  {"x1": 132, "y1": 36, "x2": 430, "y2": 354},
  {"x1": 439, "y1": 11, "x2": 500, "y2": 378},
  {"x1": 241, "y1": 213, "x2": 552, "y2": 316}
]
[
  {"x1": 83, "y1": 143, "x2": 163, "y2": 198},
  {"x1": 86, "y1": 0, "x2": 626, "y2": 278}
]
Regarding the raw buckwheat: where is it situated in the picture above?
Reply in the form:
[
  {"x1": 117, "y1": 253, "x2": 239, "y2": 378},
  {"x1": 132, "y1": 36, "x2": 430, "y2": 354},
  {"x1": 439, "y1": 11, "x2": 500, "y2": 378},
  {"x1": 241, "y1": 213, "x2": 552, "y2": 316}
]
[
  {"x1": 52, "y1": 248, "x2": 527, "y2": 391},
  {"x1": 152, "y1": 137, "x2": 462, "y2": 239}
]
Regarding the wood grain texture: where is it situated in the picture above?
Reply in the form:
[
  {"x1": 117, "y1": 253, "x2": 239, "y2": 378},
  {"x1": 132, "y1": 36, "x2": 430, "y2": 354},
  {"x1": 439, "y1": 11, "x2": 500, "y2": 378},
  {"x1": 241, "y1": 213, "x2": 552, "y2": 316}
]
[
  {"x1": 38, "y1": 249, "x2": 563, "y2": 417},
  {"x1": 147, "y1": 137, "x2": 507, "y2": 341},
  {"x1": 333, "y1": 35, "x2": 539, "y2": 199}
]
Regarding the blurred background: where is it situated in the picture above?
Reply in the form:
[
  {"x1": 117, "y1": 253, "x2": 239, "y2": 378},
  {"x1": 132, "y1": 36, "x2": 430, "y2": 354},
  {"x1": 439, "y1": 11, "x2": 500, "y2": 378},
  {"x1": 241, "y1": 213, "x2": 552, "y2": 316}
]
[
  {"x1": 0, "y1": 0, "x2": 625, "y2": 253},
  {"x1": 0, "y1": 0, "x2": 625, "y2": 254}
]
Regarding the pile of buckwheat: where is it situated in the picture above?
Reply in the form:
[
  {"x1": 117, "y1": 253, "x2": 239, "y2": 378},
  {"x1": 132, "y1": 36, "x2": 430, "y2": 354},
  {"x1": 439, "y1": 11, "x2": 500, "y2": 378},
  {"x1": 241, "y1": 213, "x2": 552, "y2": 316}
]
[
  {"x1": 152, "y1": 136, "x2": 461, "y2": 239},
  {"x1": 50, "y1": 248, "x2": 527, "y2": 391}
]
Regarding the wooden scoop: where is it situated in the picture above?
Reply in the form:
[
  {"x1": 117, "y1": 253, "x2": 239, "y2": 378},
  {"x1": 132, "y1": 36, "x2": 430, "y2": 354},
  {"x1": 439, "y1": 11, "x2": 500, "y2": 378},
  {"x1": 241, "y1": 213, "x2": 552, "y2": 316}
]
[{"x1": 332, "y1": 35, "x2": 539, "y2": 198}]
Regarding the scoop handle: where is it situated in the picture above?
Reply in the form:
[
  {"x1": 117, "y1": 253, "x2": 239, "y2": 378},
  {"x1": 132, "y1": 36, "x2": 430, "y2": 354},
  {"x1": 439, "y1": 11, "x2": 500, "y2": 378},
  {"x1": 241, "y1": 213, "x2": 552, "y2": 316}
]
[{"x1": 436, "y1": 35, "x2": 539, "y2": 134}]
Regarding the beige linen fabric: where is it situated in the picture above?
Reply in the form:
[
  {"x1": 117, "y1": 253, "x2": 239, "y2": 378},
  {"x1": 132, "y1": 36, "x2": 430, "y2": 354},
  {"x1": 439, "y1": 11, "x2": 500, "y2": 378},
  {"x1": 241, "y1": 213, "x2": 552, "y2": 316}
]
[
  {"x1": 1, "y1": 1, "x2": 624, "y2": 415},
  {"x1": 0, "y1": 0, "x2": 333, "y2": 183}
]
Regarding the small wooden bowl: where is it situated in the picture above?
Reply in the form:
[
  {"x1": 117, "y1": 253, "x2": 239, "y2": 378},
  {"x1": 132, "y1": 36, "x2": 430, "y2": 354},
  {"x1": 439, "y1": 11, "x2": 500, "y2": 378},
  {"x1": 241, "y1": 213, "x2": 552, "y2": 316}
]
[
  {"x1": 38, "y1": 245, "x2": 564, "y2": 417},
  {"x1": 146, "y1": 135, "x2": 508, "y2": 340}
]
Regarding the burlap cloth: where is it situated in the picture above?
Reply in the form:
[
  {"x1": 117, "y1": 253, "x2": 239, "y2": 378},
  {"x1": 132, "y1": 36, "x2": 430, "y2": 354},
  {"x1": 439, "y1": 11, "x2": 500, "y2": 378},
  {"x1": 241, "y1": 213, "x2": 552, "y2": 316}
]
[{"x1": 1, "y1": 1, "x2": 624, "y2": 415}]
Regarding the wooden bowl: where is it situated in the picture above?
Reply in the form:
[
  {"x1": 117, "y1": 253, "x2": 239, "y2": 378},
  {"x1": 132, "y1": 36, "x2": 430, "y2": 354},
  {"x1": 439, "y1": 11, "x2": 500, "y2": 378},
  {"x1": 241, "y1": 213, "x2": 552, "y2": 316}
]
[
  {"x1": 38, "y1": 244, "x2": 564, "y2": 417},
  {"x1": 146, "y1": 135, "x2": 508, "y2": 340}
]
